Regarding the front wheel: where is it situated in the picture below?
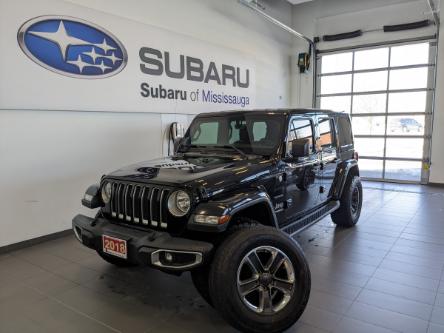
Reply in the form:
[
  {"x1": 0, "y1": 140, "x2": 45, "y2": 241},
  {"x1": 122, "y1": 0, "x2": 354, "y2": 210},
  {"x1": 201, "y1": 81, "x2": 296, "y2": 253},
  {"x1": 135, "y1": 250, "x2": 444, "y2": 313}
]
[
  {"x1": 331, "y1": 175, "x2": 363, "y2": 227},
  {"x1": 209, "y1": 226, "x2": 310, "y2": 333}
]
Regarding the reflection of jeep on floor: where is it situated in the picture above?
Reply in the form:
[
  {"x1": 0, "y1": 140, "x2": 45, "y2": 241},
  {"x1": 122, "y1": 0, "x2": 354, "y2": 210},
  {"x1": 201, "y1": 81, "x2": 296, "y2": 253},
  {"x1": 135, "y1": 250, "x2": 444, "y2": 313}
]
[{"x1": 73, "y1": 109, "x2": 362, "y2": 333}]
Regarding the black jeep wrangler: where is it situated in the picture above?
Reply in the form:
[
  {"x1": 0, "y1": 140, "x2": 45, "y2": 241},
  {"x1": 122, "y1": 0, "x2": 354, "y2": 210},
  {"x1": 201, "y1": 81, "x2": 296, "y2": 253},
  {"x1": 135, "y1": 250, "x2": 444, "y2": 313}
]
[{"x1": 73, "y1": 109, "x2": 362, "y2": 333}]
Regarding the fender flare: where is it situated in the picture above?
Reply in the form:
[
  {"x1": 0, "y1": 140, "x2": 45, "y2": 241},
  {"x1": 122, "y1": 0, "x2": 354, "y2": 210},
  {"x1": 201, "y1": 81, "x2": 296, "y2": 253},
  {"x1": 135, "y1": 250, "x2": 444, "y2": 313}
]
[
  {"x1": 332, "y1": 159, "x2": 359, "y2": 199},
  {"x1": 187, "y1": 190, "x2": 278, "y2": 232}
]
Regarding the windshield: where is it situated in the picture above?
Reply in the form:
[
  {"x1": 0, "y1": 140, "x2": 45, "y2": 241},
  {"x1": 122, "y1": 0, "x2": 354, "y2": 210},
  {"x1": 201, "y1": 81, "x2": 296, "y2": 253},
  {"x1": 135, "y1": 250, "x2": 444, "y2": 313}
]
[{"x1": 179, "y1": 113, "x2": 285, "y2": 156}]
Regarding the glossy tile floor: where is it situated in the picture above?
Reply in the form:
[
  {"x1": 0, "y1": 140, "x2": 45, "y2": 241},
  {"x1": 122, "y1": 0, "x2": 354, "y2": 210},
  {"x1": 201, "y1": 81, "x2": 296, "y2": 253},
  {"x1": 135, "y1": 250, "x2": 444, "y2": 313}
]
[{"x1": 1, "y1": 182, "x2": 444, "y2": 333}]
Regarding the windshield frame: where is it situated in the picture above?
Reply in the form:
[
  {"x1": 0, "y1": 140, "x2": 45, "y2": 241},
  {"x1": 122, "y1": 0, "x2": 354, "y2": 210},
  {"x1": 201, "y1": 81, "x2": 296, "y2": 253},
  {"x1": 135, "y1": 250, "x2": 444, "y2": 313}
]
[{"x1": 178, "y1": 113, "x2": 286, "y2": 158}]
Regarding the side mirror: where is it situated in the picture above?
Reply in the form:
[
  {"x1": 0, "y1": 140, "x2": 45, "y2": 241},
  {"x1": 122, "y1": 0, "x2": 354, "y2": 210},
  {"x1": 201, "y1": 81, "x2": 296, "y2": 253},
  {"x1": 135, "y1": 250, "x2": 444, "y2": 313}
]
[{"x1": 288, "y1": 139, "x2": 310, "y2": 161}]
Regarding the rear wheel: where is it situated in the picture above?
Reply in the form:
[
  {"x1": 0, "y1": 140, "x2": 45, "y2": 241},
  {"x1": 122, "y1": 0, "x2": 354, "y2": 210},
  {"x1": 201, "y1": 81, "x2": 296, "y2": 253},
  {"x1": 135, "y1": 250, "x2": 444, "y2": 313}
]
[
  {"x1": 331, "y1": 175, "x2": 362, "y2": 227},
  {"x1": 209, "y1": 226, "x2": 310, "y2": 333}
]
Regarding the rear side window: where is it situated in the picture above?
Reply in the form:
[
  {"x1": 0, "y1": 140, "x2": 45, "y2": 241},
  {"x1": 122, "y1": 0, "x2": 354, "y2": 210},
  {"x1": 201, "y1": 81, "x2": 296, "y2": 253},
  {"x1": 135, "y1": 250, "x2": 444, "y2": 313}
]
[
  {"x1": 336, "y1": 116, "x2": 354, "y2": 148},
  {"x1": 317, "y1": 118, "x2": 335, "y2": 148}
]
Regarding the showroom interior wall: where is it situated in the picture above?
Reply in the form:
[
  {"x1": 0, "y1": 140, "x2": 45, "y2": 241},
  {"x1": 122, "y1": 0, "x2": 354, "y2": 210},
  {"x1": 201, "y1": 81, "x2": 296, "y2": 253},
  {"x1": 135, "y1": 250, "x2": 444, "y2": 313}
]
[
  {"x1": 431, "y1": 6, "x2": 444, "y2": 184},
  {"x1": 0, "y1": 0, "x2": 293, "y2": 247},
  {"x1": 289, "y1": 0, "x2": 444, "y2": 183}
]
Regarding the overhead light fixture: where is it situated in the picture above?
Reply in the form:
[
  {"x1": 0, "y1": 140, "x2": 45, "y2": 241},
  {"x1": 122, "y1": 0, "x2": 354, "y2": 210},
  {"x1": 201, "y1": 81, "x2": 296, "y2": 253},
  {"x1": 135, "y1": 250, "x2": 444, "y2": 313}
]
[{"x1": 286, "y1": 0, "x2": 313, "y2": 5}]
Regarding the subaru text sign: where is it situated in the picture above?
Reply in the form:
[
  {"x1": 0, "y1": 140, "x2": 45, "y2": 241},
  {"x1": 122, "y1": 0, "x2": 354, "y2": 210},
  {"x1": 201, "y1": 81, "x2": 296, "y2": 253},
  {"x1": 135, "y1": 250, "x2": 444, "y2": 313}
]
[
  {"x1": 2, "y1": 0, "x2": 257, "y2": 114},
  {"x1": 17, "y1": 16, "x2": 127, "y2": 79}
]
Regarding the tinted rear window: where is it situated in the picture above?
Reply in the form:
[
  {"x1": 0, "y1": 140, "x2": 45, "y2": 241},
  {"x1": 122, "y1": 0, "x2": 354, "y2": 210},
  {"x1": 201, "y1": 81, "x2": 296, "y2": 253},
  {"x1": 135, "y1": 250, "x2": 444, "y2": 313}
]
[{"x1": 336, "y1": 116, "x2": 354, "y2": 147}]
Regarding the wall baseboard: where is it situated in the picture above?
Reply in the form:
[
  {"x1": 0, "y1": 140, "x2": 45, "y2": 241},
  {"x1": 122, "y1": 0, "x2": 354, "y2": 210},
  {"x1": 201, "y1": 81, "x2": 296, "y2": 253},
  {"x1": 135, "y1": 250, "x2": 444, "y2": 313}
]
[
  {"x1": 428, "y1": 182, "x2": 444, "y2": 188},
  {"x1": 0, "y1": 229, "x2": 72, "y2": 254}
]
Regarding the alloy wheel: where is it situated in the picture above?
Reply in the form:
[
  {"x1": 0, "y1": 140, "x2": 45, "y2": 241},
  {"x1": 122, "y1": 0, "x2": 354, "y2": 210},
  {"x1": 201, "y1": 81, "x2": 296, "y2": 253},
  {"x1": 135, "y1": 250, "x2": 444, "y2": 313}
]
[{"x1": 236, "y1": 246, "x2": 295, "y2": 314}]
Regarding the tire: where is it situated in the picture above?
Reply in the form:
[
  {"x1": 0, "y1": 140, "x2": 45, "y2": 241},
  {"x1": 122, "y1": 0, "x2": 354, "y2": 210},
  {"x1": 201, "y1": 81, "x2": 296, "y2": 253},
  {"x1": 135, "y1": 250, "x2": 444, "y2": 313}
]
[
  {"x1": 97, "y1": 251, "x2": 138, "y2": 267},
  {"x1": 191, "y1": 266, "x2": 213, "y2": 306},
  {"x1": 331, "y1": 175, "x2": 362, "y2": 227},
  {"x1": 209, "y1": 226, "x2": 311, "y2": 333},
  {"x1": 191, "y1": 219, "x2": 259, "y2": 307}
]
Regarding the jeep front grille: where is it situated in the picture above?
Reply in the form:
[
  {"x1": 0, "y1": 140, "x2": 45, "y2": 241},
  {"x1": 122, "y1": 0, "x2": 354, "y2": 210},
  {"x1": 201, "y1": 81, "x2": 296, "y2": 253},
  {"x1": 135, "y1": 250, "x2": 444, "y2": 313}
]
[{"x1": 109, "y1": 182, "x2": 170, "y2": 229}]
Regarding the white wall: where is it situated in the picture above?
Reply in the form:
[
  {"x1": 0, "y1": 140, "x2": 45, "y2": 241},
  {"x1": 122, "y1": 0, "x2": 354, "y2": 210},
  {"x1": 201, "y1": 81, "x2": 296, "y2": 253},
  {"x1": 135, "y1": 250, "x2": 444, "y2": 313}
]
[
  {"x1": 0, "y1": 0, "x2": 293, "y2": 247},
  {"x1": 430, "y1": 8, "x2": 444, "y2": 183}
]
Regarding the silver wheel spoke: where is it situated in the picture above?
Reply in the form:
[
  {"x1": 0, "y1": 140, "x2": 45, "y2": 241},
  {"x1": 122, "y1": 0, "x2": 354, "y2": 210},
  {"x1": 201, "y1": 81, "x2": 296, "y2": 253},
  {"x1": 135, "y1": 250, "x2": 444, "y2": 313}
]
[
  {"x1": 247, "y1": 251, "x2": 264, "y2": 273},
  {"x1": 268, "y1": 252, "x2": 285, "y2": 275},
  {"x1": 239, "y1": 276, "x2": 260, "y2": 296},
  {"x1": 273, "y1": 278, "x2": 294, "y2": 295},
  {"x1": 259, "y1": 287, "x2": 273, "y2": 314}
]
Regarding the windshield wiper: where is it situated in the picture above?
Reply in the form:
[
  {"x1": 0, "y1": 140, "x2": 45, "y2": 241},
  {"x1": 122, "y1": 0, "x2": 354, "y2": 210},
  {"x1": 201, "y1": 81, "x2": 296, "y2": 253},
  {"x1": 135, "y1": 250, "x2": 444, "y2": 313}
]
[{"x1": 215, "y1": 145, "x2": 249, "y2": 159}]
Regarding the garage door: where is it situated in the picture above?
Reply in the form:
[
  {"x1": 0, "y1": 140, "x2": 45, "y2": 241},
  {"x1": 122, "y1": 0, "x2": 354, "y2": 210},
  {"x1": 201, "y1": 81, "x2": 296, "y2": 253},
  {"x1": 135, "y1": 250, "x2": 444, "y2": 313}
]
[{"x1": 316, "y1": 40, "x2": 436, "y2": 183}]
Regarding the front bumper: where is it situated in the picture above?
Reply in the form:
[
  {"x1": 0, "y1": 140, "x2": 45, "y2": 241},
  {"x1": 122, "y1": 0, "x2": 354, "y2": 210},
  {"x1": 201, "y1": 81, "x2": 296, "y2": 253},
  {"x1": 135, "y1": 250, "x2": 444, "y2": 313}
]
[{"x1": 72, "y1": 214, "x2": 213, "y2": 272}]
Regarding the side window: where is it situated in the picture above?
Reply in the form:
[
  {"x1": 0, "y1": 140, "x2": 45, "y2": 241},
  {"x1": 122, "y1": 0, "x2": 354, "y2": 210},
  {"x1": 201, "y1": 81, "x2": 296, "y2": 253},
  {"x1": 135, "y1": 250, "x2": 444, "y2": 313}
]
[
  {"x1": 191, "y1": 122, "x2": 219, "y2": 145},
  {"x1": 288, "y1": 118, "x2": 314, "y2": 150},
  {"x1": 336, "y1": 116, "x2": 353, "y2": 148},
  {"x1": 317, "y1": 118, "x2": 336, "y2": 149}
]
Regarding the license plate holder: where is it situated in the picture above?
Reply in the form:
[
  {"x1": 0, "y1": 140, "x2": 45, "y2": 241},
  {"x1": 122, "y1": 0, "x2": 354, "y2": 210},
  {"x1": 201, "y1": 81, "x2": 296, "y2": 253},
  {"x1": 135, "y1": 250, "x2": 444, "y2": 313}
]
[{"x1": 102, "y1": 235, "x2": 127, "y2": 259}]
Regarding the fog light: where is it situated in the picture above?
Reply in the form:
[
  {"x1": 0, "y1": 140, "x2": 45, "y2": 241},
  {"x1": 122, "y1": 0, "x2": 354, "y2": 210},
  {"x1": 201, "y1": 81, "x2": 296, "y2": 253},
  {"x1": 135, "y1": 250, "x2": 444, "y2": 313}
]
[{"x1": 165, "y1": 252, "x2": 173, "y2": 262}]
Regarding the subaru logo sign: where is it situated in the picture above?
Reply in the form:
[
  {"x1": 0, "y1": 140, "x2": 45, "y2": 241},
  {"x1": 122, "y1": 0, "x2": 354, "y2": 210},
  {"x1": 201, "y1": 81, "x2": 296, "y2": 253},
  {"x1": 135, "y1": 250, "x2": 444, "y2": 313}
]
[{"x1": 18, "y1": 16, "x2": 127, "y2": 79}]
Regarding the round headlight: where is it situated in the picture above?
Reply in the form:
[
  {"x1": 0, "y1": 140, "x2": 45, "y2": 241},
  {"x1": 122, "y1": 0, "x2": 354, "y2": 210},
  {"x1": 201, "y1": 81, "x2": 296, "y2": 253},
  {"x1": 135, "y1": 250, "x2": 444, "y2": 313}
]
[
  {"x1": 168, "y1": 190, "x2": 191, "y2": 217},
  {"x1": 101, "y1": 182, "x2": 112, "y2": 204}
]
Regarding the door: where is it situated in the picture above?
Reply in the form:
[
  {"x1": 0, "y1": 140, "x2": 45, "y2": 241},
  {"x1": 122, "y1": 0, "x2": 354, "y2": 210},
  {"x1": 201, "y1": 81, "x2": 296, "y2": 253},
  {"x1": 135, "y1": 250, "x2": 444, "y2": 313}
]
[
  {"x1": 317, "y1": 41, "x2": 436, "y2": 183},
  {"x1": 284, "y1": 117, "x2": 321, "y2": 223},
  {"x1": 317, "y1": 116, "x2": 338, "y2": 202}
]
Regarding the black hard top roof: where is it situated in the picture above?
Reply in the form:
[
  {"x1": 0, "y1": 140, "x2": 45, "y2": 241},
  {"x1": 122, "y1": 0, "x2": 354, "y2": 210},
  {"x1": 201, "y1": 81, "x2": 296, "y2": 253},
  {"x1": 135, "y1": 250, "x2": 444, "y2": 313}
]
[{"x1": 197, "y1": 108, "x2": 348, "y2": 118}]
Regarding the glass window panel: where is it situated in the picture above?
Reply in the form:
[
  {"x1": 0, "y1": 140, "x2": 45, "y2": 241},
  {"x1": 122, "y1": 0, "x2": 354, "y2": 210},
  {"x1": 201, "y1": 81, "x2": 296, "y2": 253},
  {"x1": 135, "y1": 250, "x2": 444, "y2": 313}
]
[
  {"x1": 289, "y1": 119, "x2": 313, "y2": 143},
  {"x1": 354, "y1": 138, "x2": 385, "y2": 157},
  {"x1": 359, "y1": 159, "x2": 383, "y2": 178},
  {"x1": 192, "y1": 122, "x2": 219, "y2": 144},
  {"x1": 390, "y1": 43, "x2": 430, "y2": 66},
  {"x1": 387, "y1": 115, "x2": 425, "y2": 135},
  {"x1": 352, "y1": 116, "x2": 386, "y2": 135},
  {"x1": 385, "y1": 138, "x2": 424, "y2": 159},
  {"x1": 352, "y1": 94, "x2": 387, "y2": 114},
  {"x1": 385, "y1": 160, "x2": 422, "y2": 181},
  {"x1": 321, "y1": 52, "x2": 353, "y2": 73},
  {"x1": 337, "y1": 117, "x2": 354, "y2": 147},
  {"x1": 354, "y1": 71, "x2": 388, "y2": 92},
  {"x1": 389, "y1": 67, "x2": 428, "y2": 90},
  {"x1": 388, "y1": 91, "x2": 427, "y2": 113},
  {"x1": 320, "y1": 96, "x2": 351, "y2": 113},
  {"x1": 354, "y1": 47, "x2": 389, "y2": 70},
  {"x1": 252, "y1": 122, "x2": 267, "y2": 141},
  {"x1": 321, "y1": 74, "x2": 352, "y2": 94},
  {"x1": 317, "y1": 118, "x2": 335, "y2": 148}
]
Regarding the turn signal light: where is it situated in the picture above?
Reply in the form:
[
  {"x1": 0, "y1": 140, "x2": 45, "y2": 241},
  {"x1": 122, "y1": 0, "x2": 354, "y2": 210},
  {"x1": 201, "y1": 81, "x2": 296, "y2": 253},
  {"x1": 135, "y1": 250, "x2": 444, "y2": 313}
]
[{"x1": 194, "y1": 214, "x2": 230, "y2": 225}]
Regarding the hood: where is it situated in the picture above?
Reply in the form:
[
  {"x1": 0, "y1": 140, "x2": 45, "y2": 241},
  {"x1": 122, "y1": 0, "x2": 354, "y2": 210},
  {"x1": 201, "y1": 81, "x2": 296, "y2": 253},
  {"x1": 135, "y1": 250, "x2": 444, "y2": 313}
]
[{"x1": 105, "y1": 154, "x2": 275, "y2": 196}]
